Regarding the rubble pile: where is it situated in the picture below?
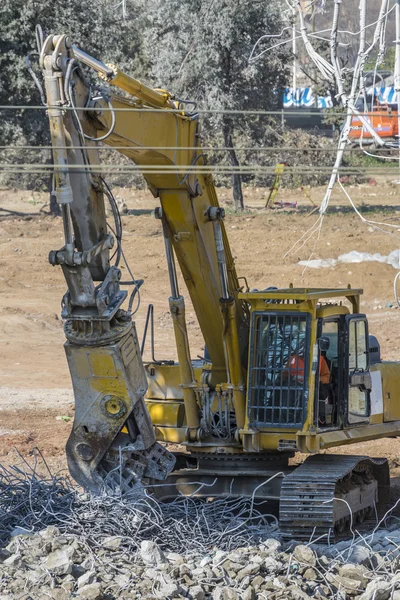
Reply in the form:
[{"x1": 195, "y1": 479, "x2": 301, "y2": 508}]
[
  {"x1": 3, "y1": 527, "x2": 400, "y2": 599},
  {"x1": 2, "y1": 460, "x2": 400, "y2": 599}
]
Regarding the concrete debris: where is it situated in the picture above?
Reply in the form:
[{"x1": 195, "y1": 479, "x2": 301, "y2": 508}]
[
  {"x1": 190, "y1": 586, "x2": 206, "y2": 600},
  {"x1": 140, "y1": 540, "x2": 166, "y2": 565},
  {"x1": 339, "y1": 563, "x2": 368, "y2": 586},
  {"x1": 102, "y1": 536, "x2": 123, "y2": 550},
  {"x1": 261, "y1": 538, "x2": 282, "y2": 555},
  {"x1": 43, "y1": 548, "x2": 73, "y2": 575},
  {"x1": 293, "y1": 545, "x2": 317, "y2": 566},
  {"x1": 77, "y1": 583, "x2": 104, "y2": 599},
  {"x1": 2, "y1": 553, "x2": 22, "y2": 567},
  {"x1": 213, "y1": 588, "x2": 240, "y2": 600},
  {"x1": 77, "y1": 570, "x2": 97, "y2": 589},
  {"x1": 303, "y1": 567, "x2": 317, "y2": 580},
  {"x1": 242, "y1": 588, "x2": 256, "y2": 600},
  {"x1": 345, "y1": 544, "x2": 371, "y2": 566},
  {"x1": 2, "y1": 521, "x2": 400, "y2": 600},
  {"x1": 156, "y1": 581, "x2": 180, "y2": 598},
  {"x1": 358, "y1": 580, "x2": 392, "y2": 600}
]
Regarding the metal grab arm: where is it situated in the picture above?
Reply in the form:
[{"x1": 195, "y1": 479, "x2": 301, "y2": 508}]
[{"x1": 40, "y1": 34, "x2": 176, "y2": 494}]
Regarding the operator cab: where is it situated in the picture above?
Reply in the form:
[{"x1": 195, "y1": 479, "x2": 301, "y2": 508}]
[{"x1": 241, "y1": 288, "x2": 375, "y2": 438}]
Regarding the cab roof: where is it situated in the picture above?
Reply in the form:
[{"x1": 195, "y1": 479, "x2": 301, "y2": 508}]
[
  {"x1": 239, "y1": 287, "x2": 362, "y2": 314},
  {"x1": 240, "y1": 287, "x2": 362, "y2": 301}
]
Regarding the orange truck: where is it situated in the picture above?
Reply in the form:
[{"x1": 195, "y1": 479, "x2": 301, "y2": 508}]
[{"x1": 349, "y1": 100, "x2": 399, "y2": 143}]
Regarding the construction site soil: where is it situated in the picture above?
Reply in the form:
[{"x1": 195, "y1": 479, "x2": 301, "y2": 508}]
[{"x1": 1, "y1": 180, "x2": 400, "y2": 479}]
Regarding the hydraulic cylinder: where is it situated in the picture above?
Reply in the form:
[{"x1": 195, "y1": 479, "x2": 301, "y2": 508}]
[
  {"x1": 220, "y1": 297, "x2": 246, "y2": 430},
  {"x1": 169, "y1": 296, "x2": 201, "y2": 436}
]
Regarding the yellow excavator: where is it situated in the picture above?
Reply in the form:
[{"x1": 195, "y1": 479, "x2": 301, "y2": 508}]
[{"x1": 38, "y1": 34, "x2": 400, "y2": 540}]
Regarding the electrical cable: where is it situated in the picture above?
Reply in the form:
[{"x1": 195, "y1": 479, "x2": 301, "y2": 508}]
[
  {"x1": 172, "y1": 96, "x2": 197, "y2": 112},
  {"x1": 35, "y1": 24, "x2": 44, "y2": 54},
  {"x1": 300, "y1": 213, "x2": 325, "y2": 277},
  {"x1": 296, "y1": 0, "x2": 335, "y2": 82},
  {"x1": 338, "y1": 177, "x2": 400, "y2": 312},
  {"x1": 282, "y1": 0, "x2": 395, "y2": 256},
  {"x1": 64, "y1": 59, "x2": 139, "y2": 315},
  {"x1": 178, "y1": 154, "x2": 206, "y2": 186},
  {"x1": 51, "y1": 52, "x2": 140, "y2": 317},
  {"x1": 25, "y1": 53, "x2": 46, "y2": 106},
  {"x1": 358, "y1": 4, "x2": 392, "y2": 158},
  {"x1": 122, "y1": 246, "x2": 142, "y2": 317},
  {"x1": 358, "y1": 144, "x2": 400, "y2": 161},
  {"x1": 3, "y1": 144, "x2": 397, "y2": 152},
  {"x1": 2, "y1": 169, "x2": 400, "y2": 178},
  {"x1": 3, "y1": 105, "x2": 395, "y2": 116},
  {"x1": 106, "y1": 221, "x2": 142, "y2": 317},
  {"x1": 394, "y1": 271, "x2": 400, "y2": 308},
  {"x1": 1, "y1": 164, "x2": 400, "y2": 173},
  {"x1": 249, "y1": 26, "x2": 294, "y2": 63},
  {"x1": 338, "y1": 179, "x2": 400, "y2": 236},
  {"x1": 299, "y1": 0, "x2": 390, "y2": 216},
  {"x1": 63, "y1": 60, "x2": 100, "y2": 190},
  {"x1": 283, "y1": 213, "x2": 324, "y2": 258},
  {"x1": 249, "y1": 2, "x2": 395, "y2": 66}
]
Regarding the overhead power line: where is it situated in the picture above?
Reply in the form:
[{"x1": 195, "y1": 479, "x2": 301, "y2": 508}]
[
  {"x1": 0, "y1": 145, "x2": 393, "y2": 153},
  {"x1": 0, "y1": 105, "x2": 397, "y2": 117},
  {"x1": 0, "y1": 165, "x2": 398, "y2": 175}
]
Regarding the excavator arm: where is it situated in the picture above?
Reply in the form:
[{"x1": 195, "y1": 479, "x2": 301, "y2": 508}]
[
  {"x1": 39, "y1": 34, "x2": 249, "y2": 492},
  {"x1": 39, "y1": 35, "x2": 179, "y2": 492}
]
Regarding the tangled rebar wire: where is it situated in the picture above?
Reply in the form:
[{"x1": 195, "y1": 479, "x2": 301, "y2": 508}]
[
  {"x1": 3, "y1": 449, "x2": 400, "y2": 565},
  {"x1": 0, "y1": 452, "x2": 278, "y2": 556}
]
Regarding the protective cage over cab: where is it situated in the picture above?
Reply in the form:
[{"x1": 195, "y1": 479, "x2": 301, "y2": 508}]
[{"x1": 239, "y1": 287, "x2": 398, "y2": 455}]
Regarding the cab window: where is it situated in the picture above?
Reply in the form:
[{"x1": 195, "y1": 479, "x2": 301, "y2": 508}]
[
  {"x1": 349, "y1": 320, "x2": 368, "y2": 372},
  {"x1": 348, "y1": 319, "x2": 369, "y2": 420}
]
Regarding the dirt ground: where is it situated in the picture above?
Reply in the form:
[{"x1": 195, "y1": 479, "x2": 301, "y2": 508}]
[{"x1": 2, "y1": 179, "x2": 400, "y2": 477}]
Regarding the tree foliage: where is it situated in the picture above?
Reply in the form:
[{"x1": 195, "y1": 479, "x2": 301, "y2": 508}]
[
  {"x1": 0, "y1": 0, "x2": 293, "y2": 207},
  {"x1": 143, "y1": 0, "x2": 290, "y2": 209},
  {"x1": 0, "y1": 0, "x2": 144, "y2": 188}
]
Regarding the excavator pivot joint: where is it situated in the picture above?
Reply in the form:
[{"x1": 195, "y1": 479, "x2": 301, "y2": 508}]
[{"x1": 205, "y1": 206, "x2": 225, "y2": 221}]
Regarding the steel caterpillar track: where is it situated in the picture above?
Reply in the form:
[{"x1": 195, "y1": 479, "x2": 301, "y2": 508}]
[{"x1": 279, "y1": 454, "x2": 390, "y2": 541}]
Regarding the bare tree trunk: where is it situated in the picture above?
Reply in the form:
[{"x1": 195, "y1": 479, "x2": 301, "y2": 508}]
[{"x1": 223, "y1": 122, "x2": 244, "y2": 211}]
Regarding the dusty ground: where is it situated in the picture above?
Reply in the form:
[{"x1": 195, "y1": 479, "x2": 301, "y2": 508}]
[{"x1": 1, "y1": 179, "x2": 400, "y2": 476}]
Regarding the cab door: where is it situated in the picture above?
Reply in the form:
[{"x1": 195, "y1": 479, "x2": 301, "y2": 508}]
[
  {"x1": 345, "y1": 316, "x2": 371, "y2": 425},
  {"x1": 315, "y1": 318, "x2": 341, "y2": 429}
]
